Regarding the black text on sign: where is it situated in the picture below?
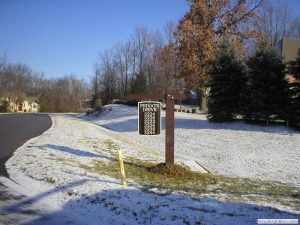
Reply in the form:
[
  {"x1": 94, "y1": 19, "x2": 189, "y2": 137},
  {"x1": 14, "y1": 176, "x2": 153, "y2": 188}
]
[{"x1": 138, "y1": 101, "x2": 161, "y2": 135}]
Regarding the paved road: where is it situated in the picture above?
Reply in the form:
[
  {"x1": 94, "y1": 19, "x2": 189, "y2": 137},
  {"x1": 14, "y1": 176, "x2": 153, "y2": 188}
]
[
  {"x1": 0, "y1": 113, "x2": 55, "y2": 225},
  {"x1": 0, "y1": 114, "x2": 88, "y2": 225},
  {"x1": 0, "y1": 113, "x2": 52, "y2": 177}
]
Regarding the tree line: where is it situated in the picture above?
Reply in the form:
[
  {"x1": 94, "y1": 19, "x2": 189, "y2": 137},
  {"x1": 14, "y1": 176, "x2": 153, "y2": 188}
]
[
  {"x1": 0, "y1": 57, "x2": 90, "y2": 112},
  {"x1": 207, "y1": 38, "x2": 300, "y2": 128},
  {"x1": 91, "y1": 23, "x2": 182, "y2": 106},
  {"x1": 1, "y1": 0, "x2": 300, "y2": 120},
  {"x1": 92, "y1": 0, "x2": 300, "y2": 102},
  {"x1": 90, "y1": 0, "x2": 300, "y2": 128}
]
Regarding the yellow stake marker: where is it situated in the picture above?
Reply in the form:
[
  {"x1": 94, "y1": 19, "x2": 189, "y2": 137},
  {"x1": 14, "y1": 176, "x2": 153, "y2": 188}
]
[{"x1": 117, "y1": 149, "x2": 126, "y2": 187}]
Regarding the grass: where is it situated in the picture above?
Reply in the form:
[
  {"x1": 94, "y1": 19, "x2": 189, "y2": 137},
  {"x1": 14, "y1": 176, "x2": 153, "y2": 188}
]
[
  {"x1": 50, "y1": 156, "x2": 75, "y2": 163},
  {"x1": 33, "y1": 138, "x2": 298, "y2": 209},
  {"x1": 78, "y1": 157, "x2": 300, "y2": 209}
]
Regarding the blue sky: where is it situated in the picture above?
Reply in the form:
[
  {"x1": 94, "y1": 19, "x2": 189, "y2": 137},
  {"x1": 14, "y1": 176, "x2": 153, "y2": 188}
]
[
  {"x1": 0, "y1": 0, "x2": 189, "y2": 78},
  {"x1": 0, "y1": 0, "x2": 300, "y2": 79}
]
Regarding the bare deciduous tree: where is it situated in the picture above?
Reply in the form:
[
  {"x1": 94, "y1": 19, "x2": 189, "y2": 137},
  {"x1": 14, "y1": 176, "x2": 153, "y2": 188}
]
[
  {"x1": 254, "y1": 0, "x2": 300, "y2": 46},
  {"x1": 0, "y1": 60, "x2": 91, "y2": 112},
  {"x1": 91, "y1": 23, "x2": 184, "y2": 103}
]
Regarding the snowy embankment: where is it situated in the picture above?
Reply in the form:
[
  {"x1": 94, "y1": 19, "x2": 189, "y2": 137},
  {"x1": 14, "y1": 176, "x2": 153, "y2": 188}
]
[
  {"x1": 4, "y1": 110, "x2": 299, "y2": 224},
  {"x1": 85, "y1": 104, "x2": 300, "y2": 185}
]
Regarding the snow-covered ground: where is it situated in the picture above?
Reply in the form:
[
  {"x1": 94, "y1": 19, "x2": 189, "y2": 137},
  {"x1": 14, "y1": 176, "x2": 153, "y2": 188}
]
[
  {"x1": 84, "y1": 104, "x2": 300, "y2": 185},
  {"x1": 4, "y1": 107, "x2": 300, "y2": 224}
]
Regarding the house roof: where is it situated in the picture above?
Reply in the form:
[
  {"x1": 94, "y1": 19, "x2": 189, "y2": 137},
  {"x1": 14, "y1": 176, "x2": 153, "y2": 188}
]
[
  {"x1": 25, "y1": 97, "x2": 39, "y2": 104},
  {"x1": 0, "y1": 91, "x2": 15, "y2": 98},
  {"x1": 0, "y1": 91, "x2": 26, "y2": 98},
  {"x1": 16, "y1": 92, "x2": 27, "y2": 100},
  {"x1": 0, "y1": 91, "x2": 39, "y2": 104}
]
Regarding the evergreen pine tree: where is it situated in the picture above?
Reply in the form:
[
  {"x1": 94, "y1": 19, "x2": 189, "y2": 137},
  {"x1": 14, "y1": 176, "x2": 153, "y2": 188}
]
[
  {"x1": 246, "y1": 46, "x2": 289, "y2": 125},
  {"x1": 288, "y1": 82, "x2": 300, "y2": 128},
  {"x1": 91, "y1": 93, "x2": 102, "y2": 111},
  {"x1": 131, "y1": 72, "x2": 147, "y2": 94},
  {"x1": 288, "y1": 49, "x2": 300, "y2": 128},
  {"x1": 207, "y1": 37, "x2": 246, "y2": 122},
  {"x1": 39, "y1": 98, "x2": 49, "y2": 112},
  {"x1": 0, "y1": 100, "x2": 8, "y2": 112},
  {"x1": 289, "y1": 49, "x2": 300, "y2": 80}
]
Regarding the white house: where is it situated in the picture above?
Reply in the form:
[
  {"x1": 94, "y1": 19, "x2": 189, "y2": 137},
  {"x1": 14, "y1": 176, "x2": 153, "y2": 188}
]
[{"x1": 0, "y1": 92, "x2": 40, "y2": 113}]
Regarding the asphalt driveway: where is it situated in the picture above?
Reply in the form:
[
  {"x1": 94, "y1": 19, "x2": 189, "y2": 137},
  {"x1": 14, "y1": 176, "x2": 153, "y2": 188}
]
[{"x1": 0, "y1": 113, "x2": 52, "y2": 177}]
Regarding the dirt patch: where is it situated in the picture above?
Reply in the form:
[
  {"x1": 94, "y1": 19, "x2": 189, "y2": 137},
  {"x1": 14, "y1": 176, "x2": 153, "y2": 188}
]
[{"x1": 147, "y1": 163, "x2": 194, "y2": 177}]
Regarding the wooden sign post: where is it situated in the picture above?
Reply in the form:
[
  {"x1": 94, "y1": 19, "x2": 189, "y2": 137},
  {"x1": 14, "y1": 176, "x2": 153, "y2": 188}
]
[{"x1": 127, "y1": 91, "x2": 185, "y2": 165}]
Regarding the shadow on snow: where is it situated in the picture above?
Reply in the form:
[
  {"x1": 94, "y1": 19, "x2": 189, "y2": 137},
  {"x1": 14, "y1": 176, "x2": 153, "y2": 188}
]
[
  {"x1": 76, "y1": 114, "x2": 299, "y2": 135},
  {"x1": 3, "y1": 179, "x2": 299, "y2": 225},
  {"x1": 64, "y1": 104, "x2": 299, "y2": 134},
  {"x1": 36, "y1": 144, "x2": 116, "y2": 161}
]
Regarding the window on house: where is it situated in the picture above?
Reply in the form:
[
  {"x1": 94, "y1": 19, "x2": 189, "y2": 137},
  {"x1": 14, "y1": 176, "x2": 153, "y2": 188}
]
[{"x1": 33, "y1": 104, "x2": 36, "y2": 108}]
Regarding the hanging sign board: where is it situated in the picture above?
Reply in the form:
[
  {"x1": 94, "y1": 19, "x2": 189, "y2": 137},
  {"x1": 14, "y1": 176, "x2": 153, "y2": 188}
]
[{"x1": 138, "y1": 101, "x2": 161, "y2": 135}]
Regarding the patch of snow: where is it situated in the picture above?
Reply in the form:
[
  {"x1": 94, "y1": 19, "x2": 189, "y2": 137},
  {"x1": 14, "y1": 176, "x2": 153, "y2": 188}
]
[
  {"x1": 83, "y1": 104, "x2": 300, "y2": 185},
  {"x1": 4, "y1": 110, "x2": 300, "y2": 224},
  {"x1": 0, "y1": 177, "x2": 88, "y2": 225}
]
